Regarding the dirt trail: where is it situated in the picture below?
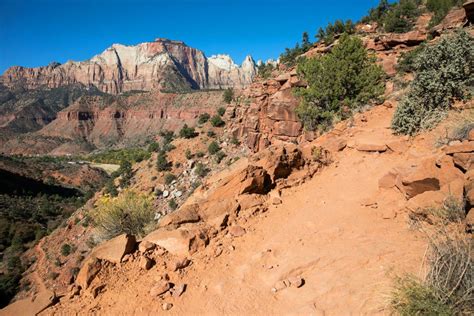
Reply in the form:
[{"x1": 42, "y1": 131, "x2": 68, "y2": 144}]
[
  {"x1": 168, "y1": 107, "x2": 426, "y2": 315},
  {"x1": 45, "y1": 105, "x2": 430, "y2": 315},
  {"x1": 32, "y1": 240, "x2": 48, "y2": 293}
]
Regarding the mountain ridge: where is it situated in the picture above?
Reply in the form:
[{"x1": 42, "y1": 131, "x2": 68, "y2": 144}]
[{"x1": 1, "y1": 38, "x2": 257, "y2": 94}]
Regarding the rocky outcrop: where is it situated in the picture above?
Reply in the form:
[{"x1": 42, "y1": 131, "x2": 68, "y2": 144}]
[
  {"x1": 2, "y1": 38, "x2": 257, "y2": 94},
  {"x1": 228, "y1": 70, "x2": 304, "y2": 152}
]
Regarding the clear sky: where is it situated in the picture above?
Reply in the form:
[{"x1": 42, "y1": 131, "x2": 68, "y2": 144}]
[{"x1": 0, "y1": 0, "x2": 380, "y2": 73}]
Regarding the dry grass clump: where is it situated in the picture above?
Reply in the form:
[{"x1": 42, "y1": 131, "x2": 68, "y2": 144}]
[
  {"x1": 90, "y1": 190, "x2": 156, "y2": 240},
  {"x1": 391, "y1": 226, "x2": 473, "y2": 315}
]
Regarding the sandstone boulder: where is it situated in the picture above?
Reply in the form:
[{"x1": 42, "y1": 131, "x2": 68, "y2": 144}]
[
  {"x1": 382, "y1": 30, "x2": 426, "y2": 47},
  {"x1": 143, "y1": 227, "x2": 208, "y2": 256},
  {"x1": 76, "y1": 257, "x2": 102, "y2": 290},
  {"x1": 251, "y1": 144, "x2": 303, "y2": 182},
  {"x1": 452, "y1": 152, "x2": 474, "y2": 171},
  {"x1": 405, "y1": 190, "x2": 446, "y2": 212},
  {"x1": 90, "y1": 234, "x2": 137, "y2": 264},
  {"x1": 443, "y1": 141, "x2": 474, "y2": 155},
  {"x1": 356, "y1": 142, "x2": 387, "y2": 152},
  {"x1": 159, "y1": 204, "x2": 201, "y2": 227},
  {"x1": 396, "y1": 159, "x2": 441, "y2": 198}
]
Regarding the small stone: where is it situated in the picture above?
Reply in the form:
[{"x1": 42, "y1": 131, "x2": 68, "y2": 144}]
[
  {"x1": 122, "y1": 254, "x2": 131, "y2": 262},
  {"x1": 150, "y1": 281, "x2": 171, "y2": 297},
  {"x1": 171, "y1": 257, "x2": 190, "y2": 271},
  {"x1": 163, "y1": 190, "x2": 170, "y2": 198},
  {"x1": 272, "y1": 280, "x2": 287, "y2": 292},
  {"x1": 174, "y1": 190, "x2": 183, "y2": 198},
  {"x1": 172, "y1": 284, "x2": 186, "y2": 297},
  {"x1": 139, "y1": 256, "x2": 154, "y2": 270},
  {"x1": 272, "y1": 197, "x2": 282, "y2": 205},
  {"x1": 228, "y1": 225, "x2": 246, "y2": 237},
  {"x1": 139, "y1": 240, "x2": 156, "y2": 253},
  {"x1": 214, "y1": 247, "x2": 223, "y2": 257},
  {"x1": 162, "y1": 302, "x2": 173, "y2": 311},
  {"x1": 288, "y1": 276, "x2": 304, "y2": 288}
]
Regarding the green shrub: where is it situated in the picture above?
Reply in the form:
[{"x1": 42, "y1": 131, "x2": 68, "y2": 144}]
[
  {"x1": 118, "y1": 160, "x2": 133, "y2": 188},
  {"x1": 230, "y1": 137, "x2": 240, "y2": 145},
  {"x1": 194, "y1": 163, "x2": 209, "y2": 177},
  {"x1": 164, "y1": 173, "x2": 176, "y2": 185},
  {"x1": 223, "y1": 88, "x2": 234, "y2": 103},
  {"x1": 147, "y1": 141, "x2": 160, "y2": 153},
  {"x1": 280, "y1": 32, "x2": 313, "y2": 66},
  {"x1": 91, "y1": 190, "x2": 155, "y2": 240},
  {"x1": 185, "y1": 149, "x2": 193, "y2": 160},
  {"x1": 396, "y1": 44, "x2": 426, "y2": 74},
  {"x1": 207, "y1": 130, "x2": 216, "y2": 138},
  {"x1": 60, "y1": 243, "x2": 72, "y2": 256},
  {"x1": 392, "y1": 31, "x2": 473, "y2": 135},
  {"x1": 257, "y1": 62, "x2": 275, "y2": 79},
  {"x1": 215, "y1": 151, "x2": 226, "y2": 163},
  {"x1": 168, "y1": 198, "x2": 178, "y2": 210},
  {"x1": 361, "y1": 0, "x2": 391, "y2": 24},
  {"x1": 427, "y1": 0, "x2": 464, "y2": 28},
  {"x1": 160, "y1": 130, "x2": 174, "y2": 144},
  {"x1": 361, "y1": 0, "x2": 420, "y2": 33},
  {"x1": 156, "y1": 152, "x2": 171, "y2": 171},
  {"x1": 383, "y1": 0, "x2": 420, "y2": 33},
  {"x1": 198, "y1": 113, "x2": 210, "y2": 124},
  {"x1": 210, "y1": 115, "x2": 225, "y2": 127},
  {"x1": 217, "y1": 107, "x2": 226, "y2": 116},
  {"x1": 315, "y1": 19, "x2": 355, "y2": 44},
  {"x1": 104, "y1": 180, "x2": 118, "y2": 197},
  {"x1": 196, "y1": 151, "x2": 205, "y2": 158},
  {"x1": 208, "y1": 141, "x2": 221, "y2": 155},
  {"x1": 179, "y1": 124, "x2": 197, "y2": 139},
  {"x1": 296, "y1": 34, "x2": 384, "y2": 131}
]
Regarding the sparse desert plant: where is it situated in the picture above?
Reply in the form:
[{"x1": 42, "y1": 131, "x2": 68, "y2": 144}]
[
  {"x1": 391, "y1": 227, "x2": 473, "y2": 315},
  {"x1": 230, "y1": 137, "x2": 240, "y2": 145},
  {"x1": 168, "y1": 198, "x2": 178, "y2": 210},
  {"x1": 194, "y1": 162, "x2": 209, "y2": 177},
  {"x1": 198, "y1": 113, "x2": 210, "y2": 124},
  {"x1": 391, "y1": 275, "x2": 453, "y2": 315},
  {"x1": 215, "y1": 151, "x2": 226, "y2": 163},
  {"x1": 217, "y1": 107, "x2": 226, "y2": 116},
  {"x1": 427, "y1": 196, "x2": 466, "y2": 224},
  {"x1": 185, "y1": 149, "x2": 193, "y2": 160},
  {"x1": 156, "y1": 152, "x2": 171, "y2": 172},
  {"x1": 223, "y1": 88, "x2": 234, "y2": 103},
  {"x1": 164, "y1": 173, "x2": 176, "y2": 185},
  {"x1": 196, "y1": 151, "x2": 205, "y2": 158},
  {"x1": 60, "y1": 243, "x2": 72, "y2": 256},
  {"x1": 392, "y1": 31, "x2": 474, "y2": 135},
  {"x1": 207, "y1": 130, "x2": 216, "y2": 138},
  {"x1": 208, "y1": 141, "x2": 221, "y2": 155},
  {"x1": 147, "y1": 141, "x2": 160, "y2": 153},
  {"x1": 210, "y1": 115, "x2": 225, "y2": 127},
  {"x1": 450, "y1": 117, "x2": 474, "y2": 142},
  {"x1": 90, "y1": 190, "x2": 155, "y2": 240},
  {"x1": 179, "y1": 124, "x2": 197, "y2": 139}
]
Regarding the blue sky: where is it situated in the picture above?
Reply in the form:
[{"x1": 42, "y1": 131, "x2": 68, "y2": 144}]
[{"x1": 0, "y1": 0, "x2": 380, "y2": 73}]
